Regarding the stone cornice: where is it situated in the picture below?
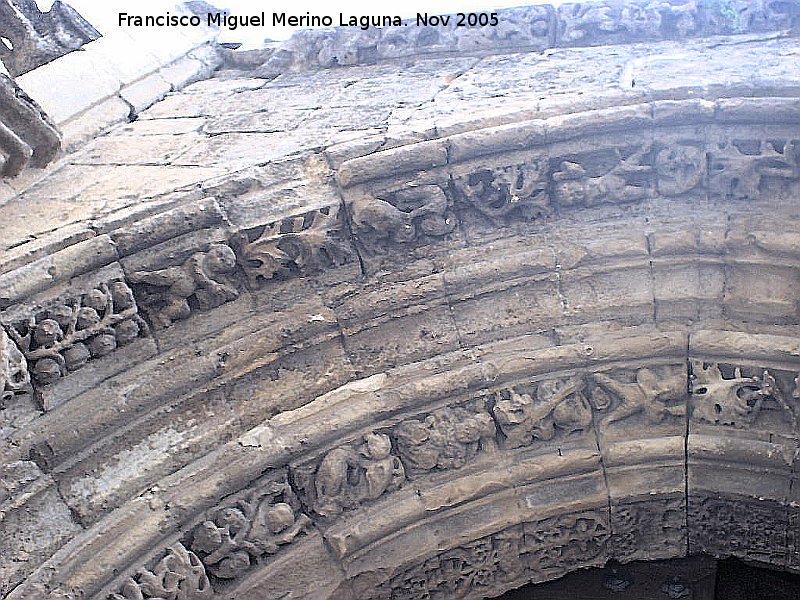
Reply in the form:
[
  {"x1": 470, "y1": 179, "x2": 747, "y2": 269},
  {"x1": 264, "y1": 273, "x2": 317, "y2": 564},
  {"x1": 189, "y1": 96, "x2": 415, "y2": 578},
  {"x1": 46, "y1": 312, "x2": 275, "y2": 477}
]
[{"x1": 244, "y1": 0, "x2": 800, "y2": 76}]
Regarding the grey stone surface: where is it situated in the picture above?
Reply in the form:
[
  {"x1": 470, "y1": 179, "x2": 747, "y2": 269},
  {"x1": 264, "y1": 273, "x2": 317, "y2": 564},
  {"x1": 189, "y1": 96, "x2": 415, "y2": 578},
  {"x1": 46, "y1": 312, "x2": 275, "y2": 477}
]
[{"x1": 0, "y1": 7, "x2": 800, "y2": 600}]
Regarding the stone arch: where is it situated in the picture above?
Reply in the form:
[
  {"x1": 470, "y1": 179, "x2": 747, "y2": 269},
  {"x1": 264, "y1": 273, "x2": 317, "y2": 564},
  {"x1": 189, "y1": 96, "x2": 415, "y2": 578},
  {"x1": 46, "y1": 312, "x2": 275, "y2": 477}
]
[{"x1": 2, "y1": 8, "x2": 800, "y2": 599}]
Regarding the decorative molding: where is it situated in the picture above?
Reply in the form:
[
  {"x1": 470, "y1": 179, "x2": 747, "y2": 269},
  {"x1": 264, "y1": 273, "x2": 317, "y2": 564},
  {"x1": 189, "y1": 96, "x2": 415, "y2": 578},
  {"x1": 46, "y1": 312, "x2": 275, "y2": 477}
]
[
  {"x1": 339, "y1": 108, "x2": 800, "y2": 247},
  {"x1": 237, "y1": 205, "x2": 352, "y2": 286},
  {"x1": 246, "y1": 0, "x2": 800, "y2": 74},
  {"x1": 5, "y1": 278, "x2": 147, "y2": 387},
  {"x1": 367, "y1": 509, "x2": 609, "y2": 600}
]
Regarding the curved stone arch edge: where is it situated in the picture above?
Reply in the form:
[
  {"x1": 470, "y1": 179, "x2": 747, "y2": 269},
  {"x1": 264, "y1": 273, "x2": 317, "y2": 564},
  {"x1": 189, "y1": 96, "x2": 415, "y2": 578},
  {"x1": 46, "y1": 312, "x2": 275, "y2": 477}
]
[
  {"x1": 0, "y1": 93, "x2": 797, "y2": 342},
  {"x1": 8, "y1": 328, "x2": 800, "y2": 599}
]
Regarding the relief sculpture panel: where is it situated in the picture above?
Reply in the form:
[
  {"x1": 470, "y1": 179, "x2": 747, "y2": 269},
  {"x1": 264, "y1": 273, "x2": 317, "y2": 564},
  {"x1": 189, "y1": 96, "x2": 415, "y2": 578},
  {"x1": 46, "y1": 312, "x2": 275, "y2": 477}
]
[
  {"x1": 5, "y1": 278, "x2": 147, "y2": 386},
  {"x1": 492, "y1": 376, "x2": 592, "y2": 449},
  {"x1": 452, "y1": 160, "x2": 550, "y2": 224},
  {"x1": 690, "y1": 361, "x2": 799, "y2": 432},
  {"x1": 130, "y1": 243, "x2": 240, "y2": 329},
  {"x1": 237, "y1": 205, "x2": 352, "y2": 286},
  {"x1": 394, "y1": 401, "x2": 497, "y2": 477},
  {"x1": 348, "y1": 183, "x2": 455, "y2": 249},
  {"x1": 187, "y1": 477, "x2": 311, "y2": 581},
  {"x1": 292, "y1": 432, "x2": 405, "y2": 517}
]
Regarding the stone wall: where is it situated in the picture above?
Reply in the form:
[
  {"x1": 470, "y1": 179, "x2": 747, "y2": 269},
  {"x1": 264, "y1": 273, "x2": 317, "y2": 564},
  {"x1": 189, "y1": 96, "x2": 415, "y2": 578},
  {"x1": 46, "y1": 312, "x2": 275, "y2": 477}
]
[{"x1": 1, "y1": 3, "x2": 800, "y2": 600}]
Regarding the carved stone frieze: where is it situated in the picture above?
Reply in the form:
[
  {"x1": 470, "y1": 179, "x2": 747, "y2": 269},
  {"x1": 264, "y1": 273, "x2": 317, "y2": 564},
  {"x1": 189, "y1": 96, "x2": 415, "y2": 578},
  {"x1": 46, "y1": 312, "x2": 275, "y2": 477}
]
[
  {"x1": 591, "y1": 365, "x2": 687, "y2": 426},
  {"x1": 708, "y1": 139, "x2": 798, "y2": 201},
  {"x1": 492, "y1": 376, "x2": 592, "y2": 449},
  {"x1": 110, "y1": 542, "x2": 213, "y2": 600},
  {"x1": 130, "y1": 243, "x2": 240, "y2": 329},
  {"x1": 394, "y1": 401, "x2": 497, "y2": 477},
  {"x1": 0, "y1": 326, "x2": 28, "y2": 405},
  {"x1": 0, "y1": 0, "x2": 100, "y2": 76},
  {"x1": 522, "y1": 509, "x2": 610, "y2": 579},
  {"x1": 0, "y1": 73, "x2": 61, "y2": 177},
  {"x1": 552, "y1": 144, "x2": 655, "y2": 208},
  {"x1": 654, "y1": 142, "x2": 707, "y2": 196},
  {"x1": 348, "y1": 184, "x2": 455, "y2": 247},
  {"x1": 688, "y1": 494, "x2": 788, "y2": 564},
  {"x1": 367, "y1": 508, "x2": 610, "y2": 600},
  {"x1": 187, "y1": 476, "x2": 311, "y2": 581},
  {"x1": 237, "y1": 205, "x2": 352, "y2": 286},
  {"x1": 452, "y1": 160, "x2": 550, "y2": 223},
  {"x1": 5, "y1": 279, "x2": 147, "y2": 387},
  {"x1": 292, "y1": 432, "x2": 405, "y2": 517},
  {"x1": 610, "y1": 497, "x2": 685, "y2": 560},
  {"x1": 690, "y1": 362, "x2": 799, "y2": 430},
  {"x1": 557, "y1": 0, "x2": 700, "y2": 45}
]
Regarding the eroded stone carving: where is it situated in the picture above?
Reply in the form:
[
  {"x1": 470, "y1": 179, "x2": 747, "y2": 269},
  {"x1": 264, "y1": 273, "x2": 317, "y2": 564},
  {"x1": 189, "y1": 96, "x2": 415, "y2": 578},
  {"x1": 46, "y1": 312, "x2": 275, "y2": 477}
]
[
  {"x1": 238, "y1": 205, "x2": 351, "y2": 285},
  {"x1": 349, "y1": 185, "x2": 455, "y2": 246},
  {"x1": 690, "y1": 362, "x2": 798, "y2": 428},
  {"x1": 293, "y1": 432, "x2": 405, "y2": 517},
  {"x1": 654, "y1": 143, "x2": 706, "y2": 196},
  {"x1": 492, "y1": 376, "x2": 591, "y2": 449},
  {"x1": 611, "y1": 497, "x2": 685, "y2": 560},
  {"x1": 0, "y1": 327, "x2": 28, "y2": 405},
  {"x1": 189, "y1": 477, "x2": 311, "y2": 580},
  {"x1": 558, "y1": 1, "x2": 699, "y2": 44},
  {"x1": 110, "y1": 542, "x2": 213, "y2": 600},
  {"x1": 522, "y1": 510, "x2": 610, "y2": 578},
  {"x1": 0, "y1": 73, "x2": 60, "y2": 177},
  {"x1": 6, "y1": 280, "x2": 146, "y2": 386},
  {"x1": 0, "y1": 0, "x2": 100, "y2": 76},
  {"x1": 689, "y1": 495, "x2": 787, "y2": 563},
  {"x1": 709, "y1": 139, "x2": 799, "y2": 201},
  {"x1": 371, "y1": 527, "x2": 526, "y2": 600},
  {"x1": 394, "y1": 402, "x2": 497, "y2": 476},
  {"x1": 592, "y1": 365, "x2": 687, "y2": 426},
  {"x1": 130, "y1": 244, "x2": 239, "y2": 328},
  {"x1": 370, "y1": 509, "x2": 610, "y2": 599},
  {"x1": 552, "y1": 146, "x2": 654, "y2": 207},
  {"x1": 453, "y1": 161, "x2": 550, "y2": 222}
]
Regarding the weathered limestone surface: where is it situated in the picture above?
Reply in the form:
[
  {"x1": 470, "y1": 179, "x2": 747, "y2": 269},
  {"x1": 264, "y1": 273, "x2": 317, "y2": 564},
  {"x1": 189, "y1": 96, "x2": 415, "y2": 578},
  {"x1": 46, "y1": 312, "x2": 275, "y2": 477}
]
[{"x1": 1, "y1": 2, "x2": 800, "y2": 599}]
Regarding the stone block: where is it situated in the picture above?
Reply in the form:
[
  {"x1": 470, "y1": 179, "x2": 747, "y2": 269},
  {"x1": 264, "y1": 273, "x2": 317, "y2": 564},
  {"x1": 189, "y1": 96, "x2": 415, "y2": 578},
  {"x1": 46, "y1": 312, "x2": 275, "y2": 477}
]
[
  {"x1": 111, "y1": 197, "x2": 224, "y2": 256},
  {"x1": 60, "y1": 96, "x2": 132, "y2": 151},
  {"x1": 447, "y1": 119, "x2": 547, "y2": 163},
  {"x1": 716, "y1": 97, "x2": 800, "y2": 124},
  {"x1": 17, "y1": 51, "x2": 121, "y2": 125},
  {"x1": 448, "y1": 276, "x2": 563, "y2": 347},
  {"x1": 0, "y1": 482, "x2": 81, "y2": 596},
  {"x1": 723, "y1": 263, "x2": 799, "y2": 323},
  {"x1": 652, "y1": 98, "x2": 716, "y2": 125},
  {"x1": 158, "y1": 55, "x2": 214, "y2": 90},
  {"x1": 120, "y1": 73, "x2": 173, "y2": 115},
  {"x1": 544, "y1": 103, "x2": 652, "y2": 143},
  {"x1": 0, "y1": 236, "x2": 118, "y2": 306},
  {"x1": 338, "y1": 140, "x2": 448, "y2": 187},
  {"x1": 653, "y1": 261, "x2": 725, "y2": 320},
  {"x1": 70, "y1": 131, "x2": 203, "y2": 166},
  {"x1": 559, "y1": 265, "x2": 654, "y2": 324}
]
